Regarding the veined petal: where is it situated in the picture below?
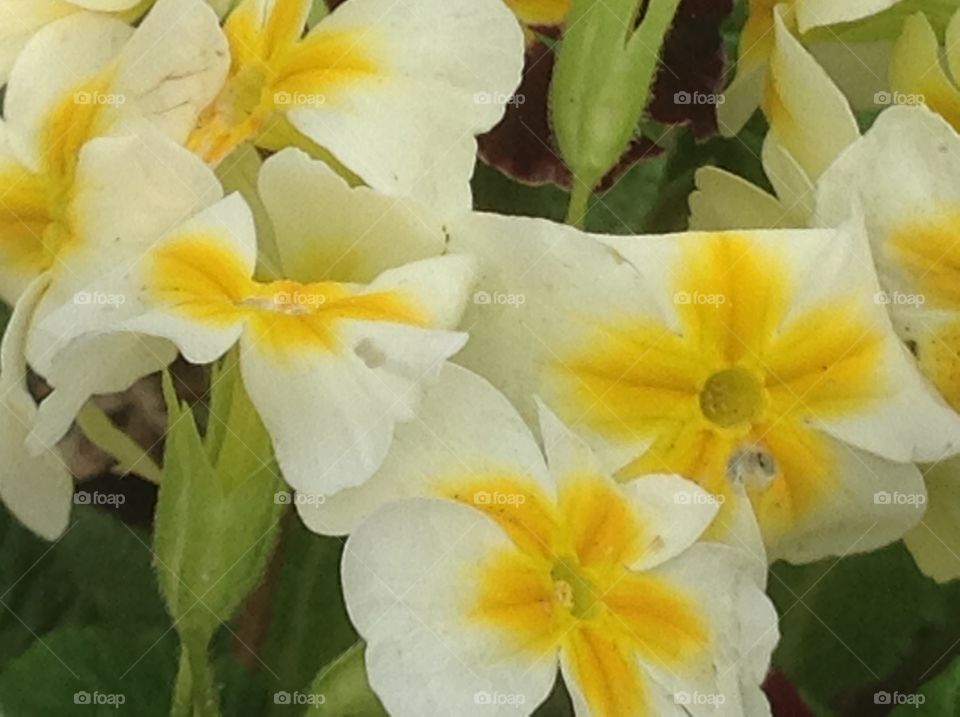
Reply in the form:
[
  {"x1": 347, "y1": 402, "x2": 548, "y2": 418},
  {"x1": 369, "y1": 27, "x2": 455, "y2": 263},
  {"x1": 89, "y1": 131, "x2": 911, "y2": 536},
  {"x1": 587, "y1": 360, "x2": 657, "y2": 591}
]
[
  {"x1": 0, "y1": 274, "x2": 72, "y2": 540},
  {"x1": 259, "y1": 148, "x2": 446, "y2": 285},
  {"x1": 764, "y1": 7, "x2": 859, "y2": 182},
  {"x1": 110, "y1": 0, "x2": 229, "y2": 143},
  {"x1": 343, "y1": 498, "x2": 559, "y2": 717},
  {"x1": 241, "y1": 255, "x2": 473, "y2": 495},
  {"x1": 904, "y1": 458, "x2": 960, "y2": 583},
  {"x1": 298, "y1": 363, "x2": 553, "y2": 537},
  {"x1": 890, "y1": 12, "x2": 960, "y2": 130}
]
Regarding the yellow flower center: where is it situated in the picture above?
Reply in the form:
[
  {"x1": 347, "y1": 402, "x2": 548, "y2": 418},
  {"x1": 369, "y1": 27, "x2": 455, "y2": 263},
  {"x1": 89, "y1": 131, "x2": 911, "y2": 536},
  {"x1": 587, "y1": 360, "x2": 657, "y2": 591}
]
[
  {"x1": 698, "y1": 367, "x2": 765, "y2": 428},
  {"x1": 550, "y1": 559, "x2": 598, "y2": 620}
]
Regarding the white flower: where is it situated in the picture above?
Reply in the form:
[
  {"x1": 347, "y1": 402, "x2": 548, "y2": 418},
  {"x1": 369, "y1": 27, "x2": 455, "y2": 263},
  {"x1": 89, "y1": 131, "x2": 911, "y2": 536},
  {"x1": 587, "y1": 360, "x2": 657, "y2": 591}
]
[
  {"x1": 38, "y1": 149, "x2": 476, "y2": 496},
  {"x1": 339, "y1": 364, "x2": 778, "y2": 717},
  {"x1": 447, "y1": 212, "x2": 960, "y2": 564}
]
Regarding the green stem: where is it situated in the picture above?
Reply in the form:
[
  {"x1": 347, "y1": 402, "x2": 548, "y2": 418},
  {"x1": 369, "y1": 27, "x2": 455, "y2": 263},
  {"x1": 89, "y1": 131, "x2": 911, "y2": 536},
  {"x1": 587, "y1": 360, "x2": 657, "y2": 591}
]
[
  {"x1": 172, "y1": 636, "x2": 219, "y2": 717},
  {"x1": 566, "y1": 181, "x2": 592, "y2": 228},
  {"x1": 76, "y1": 403, "x2": 163, "y2": 484}
]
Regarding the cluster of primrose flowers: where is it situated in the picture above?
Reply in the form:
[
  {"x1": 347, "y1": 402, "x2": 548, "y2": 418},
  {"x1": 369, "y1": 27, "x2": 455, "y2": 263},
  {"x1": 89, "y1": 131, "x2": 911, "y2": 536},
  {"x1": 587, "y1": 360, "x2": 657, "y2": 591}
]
[{"x1": 2, "y1": 0, "x2": 960, "y2": 715}]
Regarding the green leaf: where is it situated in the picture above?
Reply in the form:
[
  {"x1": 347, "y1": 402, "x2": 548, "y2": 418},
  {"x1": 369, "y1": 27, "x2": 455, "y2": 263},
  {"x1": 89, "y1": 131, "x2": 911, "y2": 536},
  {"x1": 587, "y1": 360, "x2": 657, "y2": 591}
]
[
  {"x1": 303, "y1": 643, "x2": 386, "y2": 717},
  {"x1": 551, "y1": 0, "x2": 681, "y2": 197},
  {"x1": 891, "y1": 656, "x2": 960, "y2": 715},
  {"x1": 0, "y1": 626, "x2": 177, "y2": 716},
  {"x1": 769, "y1": 543, "x2": 944, "y2": 707}
]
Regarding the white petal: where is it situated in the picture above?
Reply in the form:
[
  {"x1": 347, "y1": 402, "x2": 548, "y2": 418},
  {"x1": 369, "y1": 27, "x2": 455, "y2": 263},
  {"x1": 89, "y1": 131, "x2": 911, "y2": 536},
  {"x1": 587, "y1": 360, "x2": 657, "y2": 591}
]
[
  {"x1": 287, "y1": 0, "x2": 524, "y2": 216},
  {"x1": 771, "y1": 434, "x2": 927, "y2": 563},
  {"x1": 298, "y1": 363, "x2": 549, "y2": 535},
  {"x1": 765, "y1": 8, "x2": 858, "y2": 182},
  {"x1": 243, "y1": 257, "x2": 472, "y2": 495},
  {"x1": 0, "y1": 275, "x2": 72, "y2": 540},
  {"x1": 717, "y1": 63, "x2": 765, "y2": 138},
  {"x1": 111, "y1": 0, "x2": 229, "y2": 143},
  {"x1": 259, "y1": 148, "x2": 447, "y2": 284},
  {"x1": 760, "y1": 135, "x2": 814, "y2": 224},
  {"x1": 642, "y1": 543, "x2": 777, "y2": 717},
  {"x1": 35, "y1": 193, "x2": 252, "y2": 367},
  {"x1": 795, "y1": 0, "x2": 902, "y2": 32},
  {"x1": 0, "y1": 0, "x2": 78, "y2": 85},
  {"x1": 343, "y1": 498, "x2": 558, "y2": 717},
  {"x1": 4, "y1": 12, "x2": 132, "y2": 171},
  {"x1": 28, "y1": 334, "x2": 177, "y2": 451},
  {"x1": 904, "y1": 458, "x2": 960, "y2": 583},
  {"x1": 69, "y1": 0, "x2": 141, "y2": 8},
  {"x1": 688, "y1": 167, "x2": 794, "y2": 231}
]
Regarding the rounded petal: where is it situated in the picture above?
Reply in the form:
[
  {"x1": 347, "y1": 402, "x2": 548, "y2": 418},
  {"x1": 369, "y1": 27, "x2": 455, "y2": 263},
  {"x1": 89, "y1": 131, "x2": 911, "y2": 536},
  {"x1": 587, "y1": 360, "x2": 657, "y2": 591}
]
[
  {"x1": 688, "y1": 167, "x2": 794, "y2": 231},
  {"x1": 770, "y1": 432, "x2": 927, "y2": 564},
  {"x1": 4, "y1": 12, "x2": 132, "y2": 171},
  {"x1": 0, "y1": 1, "x2": 78, "y2": 85},
  {"x1": 285, "y1": 0, "x2": 524, "y2": 216},
  {"x1": 298, "y1": 363, "x2": 550, "y2": 535},
  {"x1": 764, "y1": 7, "x2": 859, "y2": 182},
  {"x1": 0, "y1": 275, "x2": 72, "y2": 540},
  {"x1": 904, "y1": 457, "x2": 960, "y2": 583},
  {"x1": 889, "y1": 12, "x2": 960, "y2": 130},
  {"x1": 343, "y1": 498, "x2": 558, "y2": 717},
  {"x1": 259, "y1": 148, "x2": 447, "y2": 284}
]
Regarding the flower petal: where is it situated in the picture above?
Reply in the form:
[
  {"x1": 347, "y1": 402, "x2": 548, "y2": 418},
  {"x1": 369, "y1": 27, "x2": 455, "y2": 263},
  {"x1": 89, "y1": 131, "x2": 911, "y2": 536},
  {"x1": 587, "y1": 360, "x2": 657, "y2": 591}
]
[
  {"x1": 0, "y1": 275, "x2": 72, "y2": 540},
  {"x1": 284, "y1": 0, "x2": 524, "y2": 215},
  {"x1": 259, "y1": 148, "x2": 446, "y2": 284},
  {"x1": 343, "y1": 498, "x2": 559, "y2": 717},
  {"x1": 795, "y1": 0, "x2": 902, "y2": 33},
  {"x1": 904, "y1": 458, "x2": 960, "y2": 583},
  {"x1": 0, "y1": 0, "x2": 78, "y2": 85},
  {"x1": 242, "y1": 256, "x2": 473, "y2": 495},
  {"x1": 298, "y1": 363, "x2": 551, "y2": 536},
  {"x1": 889, "y1": 12, "x2": 960, "y2": 130},
  {"x1": 688, "y1": 167, "x2": 794, "y2": 231}
]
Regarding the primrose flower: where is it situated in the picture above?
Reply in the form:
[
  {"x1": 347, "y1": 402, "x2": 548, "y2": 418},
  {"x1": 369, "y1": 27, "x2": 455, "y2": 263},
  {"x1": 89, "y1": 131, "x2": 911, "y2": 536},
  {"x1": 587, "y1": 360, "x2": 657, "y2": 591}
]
[
  {"x1": 692, "y1": 8, "x2": 858, "y2": 231},
  {"x1": 340, "y1": 364, "x2": 778, "y2": 716},
  {"x1": 815, "y1": 105, "x2": 960, "y2": 580},
  {"x1": 449, "y1": 213, "x2": 960, "y2": 563},
  {"x1": 889, "y1": 10, "x2": 960, "y2": 130},
  {"x1": 187, "y1": 0, "x2": 524, "y2": 215},
  {"x1": 720, "y1": 0, "x2": 903, "y2": 135},
  {"x1": 38, "y1": 148, "x2": 475, "y2": 496}
]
